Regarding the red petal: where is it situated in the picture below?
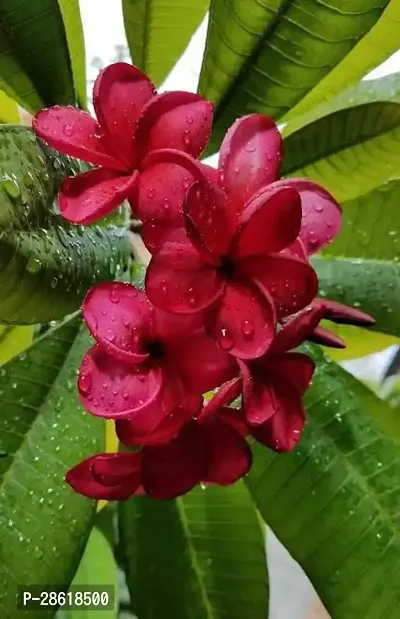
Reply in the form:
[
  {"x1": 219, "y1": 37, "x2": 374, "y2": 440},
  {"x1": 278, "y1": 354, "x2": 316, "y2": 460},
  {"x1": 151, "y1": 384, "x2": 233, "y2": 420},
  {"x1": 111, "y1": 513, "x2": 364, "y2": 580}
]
[
  {"x1": 135, "y1": 92, "x2": 213, "y2": 159},
  {"x1": 201, "y1": 418, "x2": 252, "y2": 485},
  {"x1": 141, "y1": 422, "x2": 207, "y2": 499},
  {"x1": 241, "y1": 254, "x2": 319, "y2": 318},
  {"x1": 184, "y1": 180, "x2": 235, "y2": 258},
  {"x1": 82, "y1": 283, "x2": 152, "y2": 362},
  {"x1": 135, "y1": 161, "x2": 192, "y2": 223},
  {"x1": 92, "y1": 452, "x2": 141, "y2": 485},
  {"x1": 271, "y1": 304, "x2": 325, "y2": 353},
  {"x1": 271, "y1": 179, "x2": 342, "y2": 255},
  {"x1": 210, "y1": 280, "x2": 276, "y2": 359},
  {"x1": 313, "y1": 298, "x2": 376, "y2": 327},
  {"x1": 65, "y1": 452, "x2": 141, "y2": 500},
  {"x1": 218, "y1": 407, "x2": 248, "y2": 436},
  {"x1": 59, "y1": 168, "x2": 136, "y2": 224},
  {"x1": 200, "y1": 378, "x2": 243, "y2": 420},
  {"x1": 234, "y1": 186, "x2": 302, "y2": 258},
  {"x1": 168, "y1": 331, "x2": 238, "y2": 394},
  {"x1": 271, "y1": 352, "x2": 315, "y2": 394},
  {"x1": 78, "y1": 345, "x2": 162, "y2": 419},
  {"x1": 116, "y1": 390, "x2": 202, "y2": 447},
  {"x1": 33, "y1": 107, "x2": 126, "y2": 171},
  {"x1": 281, "y1": 239, "x2": 308, "y2": 260},
  {"x1": 141, "y1": 221, "x2": 187, "y2": 253},
  {"x1": 239, "y1": 359, "x2": 277, "y2": 425},
  {"x1": 93, "y1": 62, "x2": 155, "y2": 167},
  {"x1": 249, "y1": 381, "x2": 306, "y2": 453},
  {"x1": 218, "y1": 114, "x2": 283, "y2": 217},
  {"x1": 145, "y1": 241, "x2": 224, "y2": 314},
  {"x1": 308, "y1": 326, "x2": 346, "y2": 349}
]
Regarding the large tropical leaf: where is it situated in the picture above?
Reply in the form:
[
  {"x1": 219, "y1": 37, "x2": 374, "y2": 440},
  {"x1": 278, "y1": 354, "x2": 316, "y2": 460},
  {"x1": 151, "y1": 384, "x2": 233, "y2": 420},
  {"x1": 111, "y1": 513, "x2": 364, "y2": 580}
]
[
  {"x1": 122, "y1": 0, "x2": 209, "y2": 86},
  {"x1": 199, "y1": 0, "x2": 391, "y2": 150},
  {"x1": 247, "y1": 344, "x2": 400, "y2": 619},
  {"x1": 284, "y1": 0, "x2": 400, "y2": 120},
  {"x1": 0, "y1": 89, "x2": 19, "y2": 123},
  {"x1": 57, "y1": 527, "x2": 118, "y2": 619},
  {"x1": 0, "y1": 0, "x2": 79, "y2": 111},
  {"x1": 57, "y1": 0, "x2": 87, "y2": 109},
  {"x1": 0, "y1": 324, "x2": 33, "y2": 365},
  {"x1": 318, "y1": 180, "x2": 400, "y2": 349},
  {"x1": 0, "y1": 316, "x2": 104, "y2": 618},
  {"x1": 0, "y1": 126, "x2": 131, "y2": 324},
  {"x1": 119, "y1": 482, "x2": 268, "y2": 619}
]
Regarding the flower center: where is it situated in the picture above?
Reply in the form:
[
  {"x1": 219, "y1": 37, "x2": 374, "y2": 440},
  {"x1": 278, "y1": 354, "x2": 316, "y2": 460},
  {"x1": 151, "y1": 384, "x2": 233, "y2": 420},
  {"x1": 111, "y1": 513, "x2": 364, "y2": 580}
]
[
  {"x1": 218, "y1": 255, "x2": 236, "y2": 279},
  {"x1": 146, "y1": 339, "x2": 165, "y2": 360}
]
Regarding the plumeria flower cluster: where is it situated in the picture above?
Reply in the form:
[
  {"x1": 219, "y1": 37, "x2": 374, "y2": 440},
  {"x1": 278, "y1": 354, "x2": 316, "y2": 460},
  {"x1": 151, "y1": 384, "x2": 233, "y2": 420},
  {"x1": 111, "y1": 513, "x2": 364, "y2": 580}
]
[{"x1": 33, "y1": 63, "x2": 375, "y2": 501}]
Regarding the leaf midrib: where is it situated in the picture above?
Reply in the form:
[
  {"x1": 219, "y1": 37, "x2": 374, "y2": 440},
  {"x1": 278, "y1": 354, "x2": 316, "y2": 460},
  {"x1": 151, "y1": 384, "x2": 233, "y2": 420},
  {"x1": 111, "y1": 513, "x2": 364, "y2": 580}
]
[{"x1": 177, "y1": 497, "x2": 215, "y2": 619}]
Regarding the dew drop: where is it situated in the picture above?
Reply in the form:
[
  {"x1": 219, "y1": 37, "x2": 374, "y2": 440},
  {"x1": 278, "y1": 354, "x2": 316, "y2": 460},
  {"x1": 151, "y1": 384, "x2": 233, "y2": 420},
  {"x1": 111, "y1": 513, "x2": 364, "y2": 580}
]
[
  {"x1": 186, "y1": 115, "x2": 194, "y2": 125},
  {"x1": 109, "y1": 288, "x2": 120, "y2": 304},
  {"x1": 245, "y1": 142, "x2": 256, "y2": 153},
  {"x1": 63, "y1": 123, "x2": 74, "y2": 137},
  {"x1": 147, "y1": 188, "x2": 155, "y2": 199},
  {"x1": 241, "y1": 319, "x2": 254, "y2": 339},
  {"x1": 79, "y1": 373, "x2": 92, "y2": 394},
  {"x1": 217, "y1": 327, "x2": 234, "y2": 351},
  {"x1": 314, "y1": 203, "x2": 324, "y2": 213}
]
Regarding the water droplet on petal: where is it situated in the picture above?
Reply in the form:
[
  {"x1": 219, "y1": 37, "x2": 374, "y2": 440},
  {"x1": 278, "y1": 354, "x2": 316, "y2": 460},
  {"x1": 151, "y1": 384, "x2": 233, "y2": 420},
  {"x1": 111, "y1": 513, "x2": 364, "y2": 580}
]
[
  {"x1": 79, "y1": 373, "x2": 92, "y2": 395},
  {"x1": 186, "y1": 115, "x2": 194, "y2": 125},
  {"x1": 217, "y1": 327, "x2": 234, "y2": 351},
  {"x1": 245, "y1": 142, "x2": 256, "y2": 153},
  {"x1": 63, "y1": 123, "x2": 74, "y2": 137},
  {"x1": 241, "y1": 319, "x2": 254, "y2": 339},
  {"x1": 109, "y1": 288, "x2": 120, "y2": 303},
  {"x1": 147, "y1": 188, "x2": 155, "y2": 199},
  {"x1": 314, "y1": 203, "x2": 324, "y2": 213}
]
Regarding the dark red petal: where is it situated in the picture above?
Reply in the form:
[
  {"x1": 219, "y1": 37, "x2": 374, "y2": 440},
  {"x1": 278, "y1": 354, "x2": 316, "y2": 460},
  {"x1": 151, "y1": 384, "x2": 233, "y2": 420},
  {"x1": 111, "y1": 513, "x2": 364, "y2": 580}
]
[
  {"x1": 234, "y1": 186, "x2": 302, "y2": 258},
  {"x1": 135, "y1": 161, "x2": 192, "y2": 223},
  {"x1": 308, "y1": 326, "x2": 346, "y2": 349},
  {"x1": 184, "y1": 180, "x2": 235, "y2": 258},
  {"x1": 271, "y1": 352, "x2": 315, "y2": 394},
  {"x1": 313, "y1": 298, "x2": 376, "y2": 327},
  {"x1": 65, "y1": 453, "x2": 141, "y2": 500},
  {"x1": 93, "y1": 62, "x2": 156, "y2": 167},
  {"x1": 78, "y1": 345, "x2": 162, "y2": 419},
  {"x1": 218, "y1": 407, "x2": 248, "y2": 436},
  {"x1": 91, "y1": 452, "x2": 141, "y2": 485},
  {"x1": 249, "y1": 381, "x2": 306, "y2": 453},
  {"x1": 145, "y1": 241, "x2": 224, "y2": 314},
  {"x1": 116, "y1": 390, "x2": 202, "y2": 447},
  {"x1": 200, "y1": 378, "x2": 243, "y2": 420},
  {"x1": 59, "y1": 168, "x2": 136, "y2": 224},
  {"x1": 218, "y1": 114, "x2": 283, "y2": 217},
  {"x1": 82, "y1": 283, "x2": 151, "y2": 362},
  {"x1": 168, "y1": 331, "x2": 238, "y2": 394},
  {"x1": 33, "y1": 107, "x2": 126, "y2": 171},
  {"x1": 201, "y1": 418, "x2": 252, "y2": 485},
  {"x1": 271, "y1": 304, "x2": 325, "y2": 353},
  {"x1": 141, "y1": 422, "x2": 208, "y2": 499},
  {"x1": 210, "y1": 280, "x2": 276, "y2": 359},
  {"x1": 141, "y1": 221, "x2": 187, "y2": 253},
  {"x1": 153, "y1": 306, "x2": 204, "y2": 340},
  {"x1": 281, "y1": 239, "x2": 308, "y2": 260},
  {"x1": 241, "y1": 254, "x2": 319, "y2": 318},
  {"x1": 271, "y1": 179, "x2": 342, "y2": 255},
  {"x1": 135, "y1": 92, "x2": 213, "y2": 159},
  {"x1": 239, "y1": 359, "x2": 276, "y2": 425}
]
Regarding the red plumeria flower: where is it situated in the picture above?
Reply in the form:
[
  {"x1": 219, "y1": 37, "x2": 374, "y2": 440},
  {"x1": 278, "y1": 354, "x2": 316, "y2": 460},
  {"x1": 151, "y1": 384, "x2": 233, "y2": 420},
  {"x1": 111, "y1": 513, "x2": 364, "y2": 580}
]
[
  {"x1": 140, "y1": 114, "x2": 342, "y2": 255},
  {"x1": 33, "y1": 62, "x2": 213, "y2": 224},
  {"x1": 66, "y1": 390, "x2": 251, "y2": 501},
  {"x1": 78, "y1": 282, "x2": 237, "y2": 445},
  {"x1": 145, "y1": 177, "x2": 319, "y2": 360}
]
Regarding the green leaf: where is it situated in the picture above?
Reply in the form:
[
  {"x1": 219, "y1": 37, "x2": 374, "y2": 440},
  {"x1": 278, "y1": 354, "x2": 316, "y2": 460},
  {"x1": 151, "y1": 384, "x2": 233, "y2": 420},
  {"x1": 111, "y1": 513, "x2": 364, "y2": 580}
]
[
  {"x1": 0, "y1": 0, "x2": 78, "y2": 112},
  {"x1": 57, "y1": 0, "x2": 87, "y2": 109},
  {"x1": 314, "y1": 180, "x2": 400, "y2": 350},
  {"x1": 0, "y1": 89, "x2": 19, "y2": 123},
  {"x1": 199, "y1": 0, "x2": 390, "y2": 151},
  {"x1": 281, "y1": 101, "x2": 400, "y2": 204},
  {"x1": 246, "y1": 345, "x2": 400, "y2": 619},
  {"x1": 122, "y1": 0, "x2": 209, "y2": 86},
  {"x1": 119, "y1": 482, "x2": 268, "y2": 619},
  {"x1": 0, "y1": 126, "x2": 131, "y2": 324},
  {"x1": 284, "y1": 1, "x2": 400, "y2": 120},
  {"x1": 0, "y1": 324, "x2": 33, "y2": 365},
  {"x1": 0, "y1": 316, "x2": 104, "y2": 618},
  {"x1": 56, "y1": 528, "x2": 118, "y2": 619}
]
